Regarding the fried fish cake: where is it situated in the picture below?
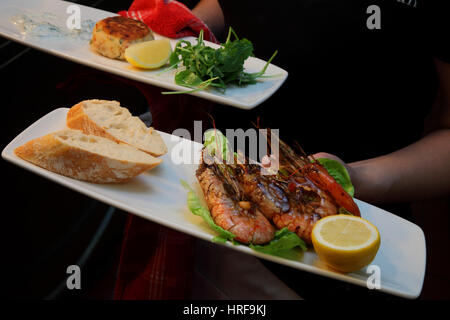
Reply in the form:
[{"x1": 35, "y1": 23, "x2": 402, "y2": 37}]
[{"x1": 90, "y1": 16, "x2": 154, "y2": 60}]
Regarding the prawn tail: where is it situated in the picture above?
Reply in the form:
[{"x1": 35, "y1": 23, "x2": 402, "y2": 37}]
[{"x1": 303, "y1": 162, "x2": 361, "y2": 217}]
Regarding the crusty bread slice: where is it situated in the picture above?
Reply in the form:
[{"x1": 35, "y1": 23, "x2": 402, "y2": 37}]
[
  {"x1": 14, "y1": 129, "x2": 162, "y2": 183},
  {"x1": 66, "y1": 100, "x2": 167, "y2": 157}
]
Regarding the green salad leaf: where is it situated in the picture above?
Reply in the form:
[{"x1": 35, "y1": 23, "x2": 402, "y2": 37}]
[
  {"x1": 338, "y1": 207, "x2": 354, "y2": 216},
  {"x1": 162, "y1": 27, "x2": 277, "y2": 95},
  {"x1": 181, "y1": 179, "x2": 235, "y2": 241},
  {"x1": 174, "y1": 70, "x2": 203, "y2": 87},
  {"x1": 250, "y1": 228, "x2": 307, "y2": 259},
  {"x1": 317, "y1": 158, "x2": 355, "y2": 197},
  {"x1": 181, "y1": 179, "x2": 307, "y2": 258},
  {"x1": 182, "y1": 137, "x2": 355, "y2": 260},
  {"x1": 203, "y1": 129, "x2": 235, "y2": 162}
]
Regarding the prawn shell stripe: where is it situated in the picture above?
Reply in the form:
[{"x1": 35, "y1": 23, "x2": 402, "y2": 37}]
[
  {"x1": 194, "y1": 138, "x2": 360, "y2": 245},
  {"x1": 196, "y1": 163, "x2": 275, "y2": 245}
]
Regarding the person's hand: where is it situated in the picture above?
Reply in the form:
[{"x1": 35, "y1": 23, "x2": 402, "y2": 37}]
[
  {"x1": 312, "y1": 152, "x2": 360, "y2": 197},
  {"x1": 312, "y1": 152, "x2": 345, "y2": 166},
  {"x1": 312, "y1": 152, "x2": 352, "y2": 174},
  {"x1": 314, "y1": 59, "x2": 450, "y2": 204}
]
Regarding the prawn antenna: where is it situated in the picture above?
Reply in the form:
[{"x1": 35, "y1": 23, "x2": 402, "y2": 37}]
[{"x1": 293, "y1": 141, "x2": 309, "y2": 158}]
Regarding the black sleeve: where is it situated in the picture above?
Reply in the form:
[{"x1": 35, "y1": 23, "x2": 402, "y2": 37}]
[
  {"x1": 178, "y1": 0, "x2": 201, "y2": 10},
  {"x1": 422, "y1": 1, "x2": 450, "y2": 63}
]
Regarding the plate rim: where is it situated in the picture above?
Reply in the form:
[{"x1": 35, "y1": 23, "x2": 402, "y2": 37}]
[
  {"x1": 2, "y1": 108, "x2": 426, "y2": 299},
  {"x1": 0, "y1": 0, "x2": 288, "y2": 109}
]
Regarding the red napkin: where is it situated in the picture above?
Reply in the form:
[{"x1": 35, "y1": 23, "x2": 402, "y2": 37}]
[
  {"x1": 58, "y1": 67, "x2": 212, "y2": 300},
  {"x1": 112, "y1": 0, "x2": 218, "y2": 300},
  {"x1": 114, "y1": 215, "x2": 196, "y2": 299},
  {"x1": 111, "y1": 84, "x2": 212, "y2": 300},
  {"x1": 118, "y1": 0, "x2": 219, "y2": 43}
]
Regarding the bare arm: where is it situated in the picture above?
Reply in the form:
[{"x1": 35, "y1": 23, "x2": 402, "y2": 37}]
[
  {"x1": 316, "y1": 59, "x2": 450, "y2": 204},
  {"x1": 192, "y1": 0, "x2": 225, "y2": 38}
]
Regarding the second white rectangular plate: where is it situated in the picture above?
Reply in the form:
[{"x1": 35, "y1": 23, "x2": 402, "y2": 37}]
[
  {"x1": 0, "y1": 0, "x2": 288, "y2": 109},
  {"x1": 2, "y1": 108, "x2": 426, "y2": 299}
]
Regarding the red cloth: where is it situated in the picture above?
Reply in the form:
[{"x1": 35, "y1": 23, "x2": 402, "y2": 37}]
[
  {"x1": 118, "y1": 0, "x2": 219, "y2": 43},
  {"x1": 112, "y1": 0, "x2": 218, "y2": 300},
  {"x1": 57, "y1": 0, "x2": 218, "y2": 298},
  {"x1": 114, "y1": 215, "x2": 196, "y2": 299},
  {"x1": 56, "y1": 66, "x2": 212, "y2": 300},
  {"x1": 111, "y1": 85, "x2": 212, "y2": 300}
]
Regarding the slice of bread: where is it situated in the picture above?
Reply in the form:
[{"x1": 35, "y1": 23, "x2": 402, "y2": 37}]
[
  {"x1": 67, "y1": 100, "x2": 167, "y2": 157},
  {"x1": 14, "y1": 129, "x2": 162, "y2": 183}
]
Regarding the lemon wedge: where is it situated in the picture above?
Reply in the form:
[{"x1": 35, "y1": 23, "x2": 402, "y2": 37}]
[
  {"x1": 124, "y1": 39, "x2": 172, "y2": 69},
  {"x1": 311, "y1": 215, "x2": 380, "y2": 273}
]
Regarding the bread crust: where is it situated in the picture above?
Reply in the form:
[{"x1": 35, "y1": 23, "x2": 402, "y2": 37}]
[
  {"x1": 67, "y1": 102, "x2": 120, "y2": 143},
  {"x1": 14, "y1": 133, "x2": 161, "y2": 184},
  {"x1": 66, "y1": 100, "x2": 167, "y2": 157}
]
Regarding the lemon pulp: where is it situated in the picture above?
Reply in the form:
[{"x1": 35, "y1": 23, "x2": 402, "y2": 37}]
[
  {"x1": 311, "y1": 215, "x2": 380, "y2": 273},
  {"x1": 124, "y1": 39, "x2": 172, "y2": 69},
  {"x1": 320, "y1": 218, "x2": 374, "y2": 248}
]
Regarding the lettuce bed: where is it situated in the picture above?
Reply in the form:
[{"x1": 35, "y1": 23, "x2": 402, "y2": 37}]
[
  {"x1": 181, "y1": 179, "x2": 307, "y2": 259},
  {"x1": 182, "y1": 130, "x2": 355, "y2": 259}
]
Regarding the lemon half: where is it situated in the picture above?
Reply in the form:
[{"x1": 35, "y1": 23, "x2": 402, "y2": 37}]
[
  {"x1": 124, "y1": 39, "x2": 172, "y2": 69},
  {"x1": 311, "y1": 215, "x2": 380, "y2": 273}
]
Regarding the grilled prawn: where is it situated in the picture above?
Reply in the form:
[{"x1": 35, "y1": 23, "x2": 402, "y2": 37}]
[
  {"x1": 233, "y1": 164, "x2": 290, "y2": 220},
  {"x1": 231, "y1": 136, "x2": 360, "y2": 243},
  {"x1": 196, "y1": 156, "x2": 275, "y2": 244},
  {"x1": 195, "y1": 129, "x2": 360, "y2": 244},
  {"x1": 233, "y1": 164, "x2": 338, "y2": 243},
  {"x1": 276, "y1": 137, "x2": 360, "y2": 217},
  {"x1": 271, "y1": 176, "x2": 339, "y2": 242},
  {"x1": 271, "y1": 138, "x2": 360, "y2": 242}
]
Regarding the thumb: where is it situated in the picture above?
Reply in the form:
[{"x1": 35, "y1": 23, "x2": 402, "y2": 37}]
[
  {"x1": 312, "y1": 152, "x2": 346, "y2": 166},
  {"x1": 313, "y1": 152, "x2": 355, "y2": 181}
]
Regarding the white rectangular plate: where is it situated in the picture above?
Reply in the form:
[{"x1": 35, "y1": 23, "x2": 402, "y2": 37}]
[
  {"x1": 0, "y1": 0, "x2": 288, "y2": 109},
  {"x1": 2, "y1": 108, "x2": 426, "y2": 299}
]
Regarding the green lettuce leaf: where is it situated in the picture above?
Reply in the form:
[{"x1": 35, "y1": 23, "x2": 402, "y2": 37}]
[
  {"x1": 174, "y1": 70, "x2": 203, "y2": 88},
  {"x1": 181, "y1": 180, "x2": 235, "y2": 241},
  {"x1": 203, "y1": 129, "x2": 235, "y2": 162},
  {"x1": 250, "y1": 228, "x2": 307, "y2": 259},
  {"x1": 183, "y1": 134, "x2": 320, "y2": 259},
  {"x1": 317, "y1": 158, "x2": 354, "y2": 197},
  {"x1": 202, "y1": 131, "x2": 354, "y2": 199},
  {"x1": 181, "y1": 180, "x2": 307, "y2": 258},
  {"x1": 338, "y1": 207, "x2": 354, "y2": 216}
]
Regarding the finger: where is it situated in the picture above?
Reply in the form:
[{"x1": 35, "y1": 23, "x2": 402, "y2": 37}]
[
  {"x1": 313, "y1": 152, "x2": 346, "y2": 166},
  {"x1": 313, "y1": 152, "x2": 336, "y2": 159}
]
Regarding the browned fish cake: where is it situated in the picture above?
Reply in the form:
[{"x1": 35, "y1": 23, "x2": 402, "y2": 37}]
[{"x1": 90, "y1": 16, "x2": 154, "y2": 60}]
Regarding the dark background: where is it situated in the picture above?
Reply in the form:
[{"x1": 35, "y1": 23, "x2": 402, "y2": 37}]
[
  {"x1": 1, "y1": 0, "x2": 137, "y2": 300},
  {"x1": 1, "y1": 0, "x2": 449, "y2": 300}
]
